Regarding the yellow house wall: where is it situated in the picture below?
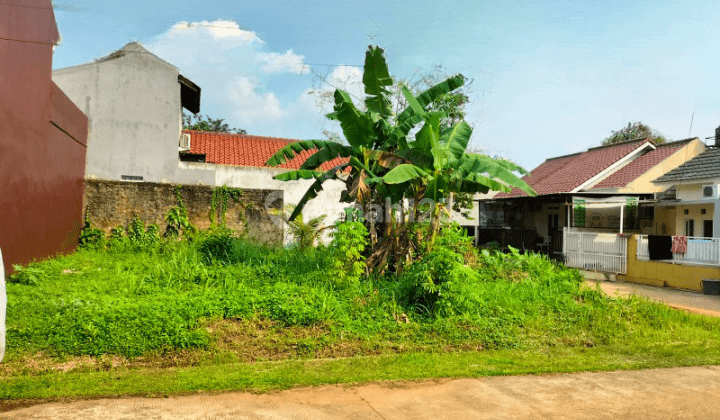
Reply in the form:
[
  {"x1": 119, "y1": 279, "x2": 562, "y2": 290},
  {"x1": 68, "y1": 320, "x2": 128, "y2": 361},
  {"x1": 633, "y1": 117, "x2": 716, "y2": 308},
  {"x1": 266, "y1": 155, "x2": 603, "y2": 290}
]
[
  {"x1": 619, "y1": 234, "x2": 720, "y2": 291},
  {"x1": 672, "y1": 204, "x2": 714, "y2": 236},
  {"x1": 652, "y1": 207, "x2": 676, "y2": 235},
  {"x1": 620, "y1": 139, "x2": 706, "y2": 194}
]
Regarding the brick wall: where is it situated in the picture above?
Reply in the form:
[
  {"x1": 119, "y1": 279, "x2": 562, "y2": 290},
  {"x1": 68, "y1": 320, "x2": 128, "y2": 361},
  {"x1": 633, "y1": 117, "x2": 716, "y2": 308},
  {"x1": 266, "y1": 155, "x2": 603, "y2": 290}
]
[{"x1": 84, "y1": 180, "x2": 283, "y2": 243}]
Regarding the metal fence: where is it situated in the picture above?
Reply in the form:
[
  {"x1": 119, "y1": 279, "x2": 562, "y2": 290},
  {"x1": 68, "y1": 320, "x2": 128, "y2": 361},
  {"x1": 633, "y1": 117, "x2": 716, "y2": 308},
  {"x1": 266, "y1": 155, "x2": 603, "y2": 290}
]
[
  {"x1": 563, "y1": 229, "x2": 628, "y2": 274},
  {"x1": 636, "y1": 235, "x2": 720, "y2": 266}
]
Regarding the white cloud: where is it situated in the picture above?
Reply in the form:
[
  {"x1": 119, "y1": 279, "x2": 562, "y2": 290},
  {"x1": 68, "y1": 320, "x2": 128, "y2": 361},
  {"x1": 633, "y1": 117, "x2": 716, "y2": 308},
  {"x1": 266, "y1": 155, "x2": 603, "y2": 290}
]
[
  {"x1": 258, "y1": 50, "x2": 307, "y2": 75},
  {"x1": 146, "y1": 19, "x2": 355, "y2": 139}
]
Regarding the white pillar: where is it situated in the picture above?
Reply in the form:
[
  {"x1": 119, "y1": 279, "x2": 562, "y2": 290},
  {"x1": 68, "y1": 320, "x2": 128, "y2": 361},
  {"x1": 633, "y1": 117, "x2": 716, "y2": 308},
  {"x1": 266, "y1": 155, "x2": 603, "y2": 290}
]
[
  {"x1": 619, "y1": 203, "x2": 625, "y2": 234},
  {"x1": 713, "y1": 203, "x2": 720, "y2": 238}
]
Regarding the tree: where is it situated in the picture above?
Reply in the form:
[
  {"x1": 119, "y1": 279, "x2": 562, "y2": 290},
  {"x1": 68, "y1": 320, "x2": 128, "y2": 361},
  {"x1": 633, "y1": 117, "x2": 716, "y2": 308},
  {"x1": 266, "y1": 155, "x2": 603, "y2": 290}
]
[
  {"x1": 266, "y1": 46, "x2": 534, "y2": 270},
  {"x1": 602, "y1": 122, "x2": 666, "y2": 145},
  {"x1": 183, "y1": 112, "x2": 246, "y2": 134}
]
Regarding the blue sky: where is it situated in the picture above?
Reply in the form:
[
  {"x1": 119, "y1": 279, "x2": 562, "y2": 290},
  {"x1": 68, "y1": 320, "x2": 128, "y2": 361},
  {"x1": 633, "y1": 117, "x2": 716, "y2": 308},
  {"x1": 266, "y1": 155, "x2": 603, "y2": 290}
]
[{"x1": 53, "y1": 0, "x2": 720, "y2": 170}]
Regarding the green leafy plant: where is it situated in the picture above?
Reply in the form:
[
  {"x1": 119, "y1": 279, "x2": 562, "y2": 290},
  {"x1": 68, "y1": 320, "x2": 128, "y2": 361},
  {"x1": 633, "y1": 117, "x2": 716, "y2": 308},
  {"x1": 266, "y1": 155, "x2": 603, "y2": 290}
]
[
  {"x1": 210, "y1": 186, "x2": 244, "y2": 228},
  {"x1": 329, "y1": 221, "x2": 369, "y2": 283},
  {"x1": 78, "y1": 218, "x2": 105, "y2": 250},
  {"x1": 278, "y1": 205, "x2": 329, "y2": 250},
  {"x1": 165, "y1": 186, "x2": 195, "y2": 237},
  {"x1": 8, "y1": 264, "x2": 48, "y2": 285},
  {"x1": 198, "y1": 227, "x2": 242, "y2": 265},
  {"x1": 127, "y1": 217, "x2": 159, "y2": 247},
  {"x1": 266, "y1": 45, "x2": 534, "y2": 271},
  {"x1": 399, "y1": 246, "x2": 477, "y2": 316}
]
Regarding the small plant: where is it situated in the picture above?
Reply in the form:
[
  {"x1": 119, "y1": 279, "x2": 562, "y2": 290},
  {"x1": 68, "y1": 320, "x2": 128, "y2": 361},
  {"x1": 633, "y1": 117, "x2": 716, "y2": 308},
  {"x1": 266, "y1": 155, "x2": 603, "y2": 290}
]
[
  {"x1": 127, "y1": 217, "x2": 159, "y2": 247},
  {"x1": 165, "y1": 186, "x2": 195, "y2": 238},
  {"x1": 78, "y1": 218, "x2": 105, "y2": 250},
  {"x1": 9, "y1": 264, "x2": 48, "y2": 285},
  {"x1": 280, "y1": 205, "x2": 329, "y2": 250},
  {"x1": 399, "y1": 246, "x2": 476, "y2": 316},
  {"x1": 329, "y1": 220, "x2": 368, "y2": 283},
  {"x1": 210, "y1": 186, "x2": 244, "y2": 228},
  {"x1": 287, "y1": 214, "x2": 328, "y2": 250},
  {"x1": 198, "y1": 227, "x2": 241, "y2": 265}
]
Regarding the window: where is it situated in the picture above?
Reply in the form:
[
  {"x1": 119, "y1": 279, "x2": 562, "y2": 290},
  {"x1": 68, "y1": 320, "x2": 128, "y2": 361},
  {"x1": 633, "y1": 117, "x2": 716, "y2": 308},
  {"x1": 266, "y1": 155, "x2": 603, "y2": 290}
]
[
  {"x1": 704, "y1": 220, "x2": 713, "y2": 238},
  {"x1": 685, "y1": 220, "x2": 695, "y2": 237}
]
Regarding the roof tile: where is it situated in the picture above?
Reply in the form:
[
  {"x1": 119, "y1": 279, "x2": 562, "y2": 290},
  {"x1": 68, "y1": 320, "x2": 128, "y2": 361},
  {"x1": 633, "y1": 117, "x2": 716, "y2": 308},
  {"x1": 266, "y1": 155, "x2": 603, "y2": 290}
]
[
  {"x1": 591, "y1": 142, "x2": 685, "y2": 189},
  {"x1": 496, "y1": 140, "x2": 649, "y2": 198},
  {"x1": 185, "y1": 130, "x2": 347, "y2": 171}
]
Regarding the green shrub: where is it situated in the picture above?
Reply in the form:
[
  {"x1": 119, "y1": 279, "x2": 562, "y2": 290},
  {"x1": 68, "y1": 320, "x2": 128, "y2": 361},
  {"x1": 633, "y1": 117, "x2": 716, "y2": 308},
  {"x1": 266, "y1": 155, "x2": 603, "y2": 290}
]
[
  {"x1": 197, "y1": 228, "x2": 239, "y2": 265},
  {"x1": 329, "y1": 221, "x2": 368, "y2": 283},
  {"x1": 78, "y1": 220, "x2": 105, "y2": 250},
  {"x1": 8, "y1": 264, "x2": 49, "y2": 286},
  {"x1": 398, "y1": 246, "x2": 478, "y2": 316}
]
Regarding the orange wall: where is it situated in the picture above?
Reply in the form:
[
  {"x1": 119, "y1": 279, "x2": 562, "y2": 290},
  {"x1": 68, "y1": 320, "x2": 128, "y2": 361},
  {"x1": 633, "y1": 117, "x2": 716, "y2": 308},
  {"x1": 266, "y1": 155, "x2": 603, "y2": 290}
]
[
  {"x1": 619, "y1": 234, "x2": 720, "y2": 291},
  {"x1": 0, "y1": 1, "x2": 87, "y2": 273}
]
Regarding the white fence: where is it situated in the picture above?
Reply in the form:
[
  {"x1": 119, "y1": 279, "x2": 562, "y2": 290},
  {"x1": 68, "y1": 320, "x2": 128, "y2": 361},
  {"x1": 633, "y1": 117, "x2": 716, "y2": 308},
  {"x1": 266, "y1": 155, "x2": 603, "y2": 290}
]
[
  {"x1": 563, "y1": 229, "x2": 628, "y2": 274},
  {"x1": 636, "y1": 235, "x2": 720, "y2": 266}
]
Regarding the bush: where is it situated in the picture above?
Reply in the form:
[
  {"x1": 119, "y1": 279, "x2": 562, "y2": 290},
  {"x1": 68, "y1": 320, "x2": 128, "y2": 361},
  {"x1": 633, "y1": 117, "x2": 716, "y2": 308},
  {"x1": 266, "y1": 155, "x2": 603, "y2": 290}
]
[
  {"x1": 9, "y1": 264, "x2": 49, "y2": 286},
  {"x1": 329, "y1": 221, "x2": 368, "y2": 283},
  {"x1": 398, "y1": 246, "x2": 478, "y2": 316},
  {"x1": 197, "y1": 228, "x2": 242, "y2": 265}
]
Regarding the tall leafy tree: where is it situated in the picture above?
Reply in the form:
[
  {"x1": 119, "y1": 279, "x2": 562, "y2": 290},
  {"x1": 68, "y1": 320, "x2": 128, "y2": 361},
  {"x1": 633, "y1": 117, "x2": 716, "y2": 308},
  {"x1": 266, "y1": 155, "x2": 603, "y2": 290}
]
[
  {"x1": 602, "y1": 122, "x2": 666, "y2": 145},
  {"x1": 183, "y1": 112, "x2": 247, "y2": 134}
]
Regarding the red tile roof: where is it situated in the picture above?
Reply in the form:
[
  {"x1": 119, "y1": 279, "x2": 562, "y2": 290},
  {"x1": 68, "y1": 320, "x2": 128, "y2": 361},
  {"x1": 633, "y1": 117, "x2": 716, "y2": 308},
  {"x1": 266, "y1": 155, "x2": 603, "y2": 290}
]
[
  {"x1": 184, "y1": 130, "x2": 347, "y2": 171},
  {"x1": 495, "y1": 140, "x2": 651, "y2": 198},
  {"x1": 590, "y1": 141, "x2": 686, "y2": 189}
]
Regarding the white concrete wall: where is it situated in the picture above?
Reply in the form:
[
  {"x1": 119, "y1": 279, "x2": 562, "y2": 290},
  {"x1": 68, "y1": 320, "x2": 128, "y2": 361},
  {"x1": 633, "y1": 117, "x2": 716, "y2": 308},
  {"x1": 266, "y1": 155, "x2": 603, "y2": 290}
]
[
  {"x1": 671, "y1": 182, "x2": 720, "y2": 237},
  {"x1": 53, "y1": 44, "x2": 214, "y2": 186},
  {"x1": 180, "y1": 162, "x2": 348, "y2": 243}
]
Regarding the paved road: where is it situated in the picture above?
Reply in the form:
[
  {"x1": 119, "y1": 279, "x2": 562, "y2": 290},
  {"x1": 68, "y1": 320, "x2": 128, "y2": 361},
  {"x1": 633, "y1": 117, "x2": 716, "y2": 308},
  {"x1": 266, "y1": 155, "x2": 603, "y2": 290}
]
[
  {"x1": 584, "y1": 274, "x2": 720, "y2": 317},
  {"x1": 3, "y1": 366, "x2": 720, "y2": 419}
]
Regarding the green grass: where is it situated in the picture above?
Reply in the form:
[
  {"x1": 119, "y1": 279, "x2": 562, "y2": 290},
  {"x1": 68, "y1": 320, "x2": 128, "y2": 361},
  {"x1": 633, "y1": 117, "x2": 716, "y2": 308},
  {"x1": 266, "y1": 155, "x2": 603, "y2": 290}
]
[
  {"x1": 3, "y1": 229, "x2": 720, "y2": 402},
  {"x1": 4, "y1": 344, "x2": 720, "y2": 401}
]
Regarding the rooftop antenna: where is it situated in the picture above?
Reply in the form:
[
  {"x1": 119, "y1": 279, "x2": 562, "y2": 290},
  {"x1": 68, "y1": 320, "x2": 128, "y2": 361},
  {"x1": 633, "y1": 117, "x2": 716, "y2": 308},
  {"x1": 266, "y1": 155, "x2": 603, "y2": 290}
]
[{"x1": 688, "y1": 111, "x2": 695, "y2": 138}]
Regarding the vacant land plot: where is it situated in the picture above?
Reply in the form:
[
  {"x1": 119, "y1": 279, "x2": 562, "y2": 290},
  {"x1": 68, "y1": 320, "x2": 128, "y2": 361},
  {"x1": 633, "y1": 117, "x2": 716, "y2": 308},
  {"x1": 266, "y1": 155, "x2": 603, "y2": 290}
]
[{"x1": 3, "y1": 229, "x2": 720, "y2": 401}]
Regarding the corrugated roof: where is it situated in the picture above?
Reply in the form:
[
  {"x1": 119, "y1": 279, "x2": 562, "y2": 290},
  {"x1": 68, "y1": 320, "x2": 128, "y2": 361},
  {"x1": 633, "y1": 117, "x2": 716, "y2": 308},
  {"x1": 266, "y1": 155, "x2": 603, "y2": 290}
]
[
  {"x1": 591, "y1": 140, "x2": 689, "y2": 189},
  {"x1": 185, "y1": 130, "x2": 347, "y2": 171},
  {"x1": 496, "y1": 140, "x2": 650, "y2": 198},
  {"x1": 653, "y1": 147, "x2": 720, "y2": 183}
]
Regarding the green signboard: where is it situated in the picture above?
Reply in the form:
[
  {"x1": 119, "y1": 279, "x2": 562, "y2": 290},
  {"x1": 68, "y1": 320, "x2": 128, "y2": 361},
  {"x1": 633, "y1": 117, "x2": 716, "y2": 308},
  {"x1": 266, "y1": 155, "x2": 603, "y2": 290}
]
[{"x1": 573, "y1": 198, "x2": 586, "y2": 227}]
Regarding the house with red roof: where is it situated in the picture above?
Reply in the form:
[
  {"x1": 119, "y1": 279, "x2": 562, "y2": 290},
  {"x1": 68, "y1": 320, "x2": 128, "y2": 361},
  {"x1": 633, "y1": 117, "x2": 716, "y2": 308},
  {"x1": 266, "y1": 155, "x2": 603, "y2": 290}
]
[
  {"x1": 477, "y1": 137, "x2": 706, "y2": 257},
  {"x1": 52, "y1": 42, "x2": 349, "y2": 243},
  {"x1": 179, "y1": 130, "x2": 349, "y2": 242},
  {"x1": 612, "y1": 129, "x2": 720, "y2": 292}
]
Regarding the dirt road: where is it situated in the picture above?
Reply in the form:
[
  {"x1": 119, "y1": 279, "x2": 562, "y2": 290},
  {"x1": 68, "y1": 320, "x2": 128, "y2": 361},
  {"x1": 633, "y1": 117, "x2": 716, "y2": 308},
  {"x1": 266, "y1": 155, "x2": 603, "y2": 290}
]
[{"x1": 4, "y1": 365, "x2": 720, "y2": 419}]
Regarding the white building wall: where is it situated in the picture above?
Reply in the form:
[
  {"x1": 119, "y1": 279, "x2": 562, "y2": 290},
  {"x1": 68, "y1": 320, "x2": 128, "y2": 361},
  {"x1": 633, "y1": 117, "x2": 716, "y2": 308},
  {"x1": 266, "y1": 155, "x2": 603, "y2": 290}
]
[
  {"x1": 53, "y1": 44, "x2": 214, "y2": 186},
  {"x1": 179, "y1": 162, "x2": 347, "y2": 243}
]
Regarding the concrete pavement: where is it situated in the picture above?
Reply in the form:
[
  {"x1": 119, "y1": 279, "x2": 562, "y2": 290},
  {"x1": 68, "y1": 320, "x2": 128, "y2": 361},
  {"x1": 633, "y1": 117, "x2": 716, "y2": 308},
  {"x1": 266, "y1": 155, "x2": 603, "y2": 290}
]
[
  {"x1": 583, "y1": 273, "x2": 720, "y2": 317},
  {"x1": 3, "y1": 365, "x2": 720, "y2": 419}
]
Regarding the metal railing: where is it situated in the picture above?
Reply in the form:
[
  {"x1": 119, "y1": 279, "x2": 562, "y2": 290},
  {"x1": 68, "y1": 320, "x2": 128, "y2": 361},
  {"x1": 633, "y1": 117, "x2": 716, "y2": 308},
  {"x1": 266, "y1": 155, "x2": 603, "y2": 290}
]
[
  {"x1": 563, "y1": 228, "x2": 628, "y2": 274},
  {"x1": 636, "y1": 235, "x2": 720, "y2": 266}
]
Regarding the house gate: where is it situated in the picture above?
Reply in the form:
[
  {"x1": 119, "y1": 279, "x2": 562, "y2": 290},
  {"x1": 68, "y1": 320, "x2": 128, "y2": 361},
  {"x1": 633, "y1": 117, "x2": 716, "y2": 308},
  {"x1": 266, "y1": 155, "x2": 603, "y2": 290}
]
[{"x1": 563, "y1": 228, "x2": 628, "y2": 274}]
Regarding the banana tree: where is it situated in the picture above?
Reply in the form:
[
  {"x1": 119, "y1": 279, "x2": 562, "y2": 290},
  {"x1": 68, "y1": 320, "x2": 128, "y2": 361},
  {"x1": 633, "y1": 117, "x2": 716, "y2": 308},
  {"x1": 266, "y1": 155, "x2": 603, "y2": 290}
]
[
  {"x1": 266, "y1": 46, "x2": 464, "y2": 223},
  {"x1": 377, "y1": 87, "x2": 536, "y2": 243},
  {"x1": 266, "y1": 45, "x2": 535, "y2": 267}
]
